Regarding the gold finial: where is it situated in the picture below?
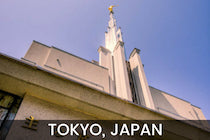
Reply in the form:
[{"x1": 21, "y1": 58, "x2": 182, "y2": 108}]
[{"x1": 108, "y1": 5, "x2": 118, "y2": 13}]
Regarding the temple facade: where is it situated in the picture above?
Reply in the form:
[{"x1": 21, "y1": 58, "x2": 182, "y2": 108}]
[
  {"x1": 21, "y1": 10, "x2": 206, "y2": 121},
  {"x1": 0, "y1": 7, "x2": 209, "y2": 139}
]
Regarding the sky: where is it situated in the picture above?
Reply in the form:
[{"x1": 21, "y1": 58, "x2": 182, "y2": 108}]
[{"x1": 0, "y1": 0, "x2": 209, "y2": 119}]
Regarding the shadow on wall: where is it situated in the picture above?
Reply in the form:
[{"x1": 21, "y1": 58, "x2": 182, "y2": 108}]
[
  {"x1": 132, "y1": 66, "x2": 145, "y2": 106},
  {"x1": 149, "y1": 87, "x2": 181, "y2": 119},
  {"x1": 130, "y1": 65, "x2": 182, "y2": 119}
]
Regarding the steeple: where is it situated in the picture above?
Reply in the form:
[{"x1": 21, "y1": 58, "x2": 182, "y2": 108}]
[
  {"x1": 98, "y1": 6, "x2": 155, "y2": 109},
  {"x1": 98, "y1": 6, "x2": 132, "y2": 101},
  {"x1": 105, "y1": 6, "x2": 123, "y2": 52}
]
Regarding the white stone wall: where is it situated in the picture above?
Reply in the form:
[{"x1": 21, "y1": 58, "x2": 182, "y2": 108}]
[
  {"x1": 150, "y1": 86, "x2": 207, "y2": 120},
  {"x1": 113, "y1": 42, "x2": 132, "y2": 101},
  {"x1": 23, "y1": 41, "x2": 50, "y2": 66},
  {"x1": 98, "y1": 47, "x2": 116, "y2": 95},
  {"x1": 22, "y1": 41, "x2": 109, "y2": 93},
  {"x1": 129, "y1": 49, "x2": 155, "y2": 109}
]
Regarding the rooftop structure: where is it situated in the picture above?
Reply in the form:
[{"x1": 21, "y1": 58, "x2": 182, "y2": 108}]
[
  {"x1": 0, "y1": 6, "x2": 209, "y2": 139},
  {"x1": 20, "y1": 8, "x2": 207, "y2": 121}
]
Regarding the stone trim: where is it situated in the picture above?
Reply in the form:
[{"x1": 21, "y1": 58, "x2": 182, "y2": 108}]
[
  {"x1": 129, "y1": 48, "x2": 141, "y2": 58},
  {"x1": 97, "y1": 46, "x2": 111, "y2": 53},
  {"x1": 113, "y1": 41, "x2": 124, "y2": 52}
]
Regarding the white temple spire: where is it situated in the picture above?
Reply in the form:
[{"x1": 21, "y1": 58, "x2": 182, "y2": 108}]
[
  {"x1": 99, "y1": 6, "x2": 132, "y2": 101},
  {"x1": 105, "y1": 6, "x2": 123, "y2": 53}
]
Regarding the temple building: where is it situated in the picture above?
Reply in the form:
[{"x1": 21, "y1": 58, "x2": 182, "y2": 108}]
[{"x1": 0, "y1": 6, "x2": 209, "y2": 139}]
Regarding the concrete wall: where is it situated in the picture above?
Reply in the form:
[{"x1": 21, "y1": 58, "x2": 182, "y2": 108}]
[
  {"x1": 15, "y1": 94, "x2": 96, "y2": 120},
  {"x1": 150, "y1": 86, "x2": 207, "y2": 120},
  {"x1": 20, "y1": 41, "x2": 208, "y2": 121},
  {"x1": 0, "y1": 52, "x2": 171, "y2": 120},
  {"x1": 22, "y1": 41, "x2": 109, "y2": 92},
  {"x1": 23, "y1": 41, "x2": 50, "y2": 66},
  {"x1": 1, "y1": 52, "x2": 210, "y2": 140}
]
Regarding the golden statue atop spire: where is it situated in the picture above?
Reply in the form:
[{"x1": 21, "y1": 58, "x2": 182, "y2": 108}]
[{"x1": 108, "y1": 5, "x2": 118, "y2": 13}]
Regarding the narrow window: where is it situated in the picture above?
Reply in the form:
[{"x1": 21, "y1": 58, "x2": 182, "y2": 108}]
[
  {"x1": 57, "y1": 59, "x2": 62, "y2": 67},
  {"x1": 0, "y1": 90, "x2": 22, "y2": 139}
]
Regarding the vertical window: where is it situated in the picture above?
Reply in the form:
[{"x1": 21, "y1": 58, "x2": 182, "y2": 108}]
[
  {"x1": 57, "y1": 59, "x2": 62, "y2": 67},
  {"x1": 0, "y1": 90, "x2": 22, "y2": 139}
]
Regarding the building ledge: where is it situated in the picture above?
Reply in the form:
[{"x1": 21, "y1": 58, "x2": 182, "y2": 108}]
[
  {"x1": 129, "y1": 48, "x2": 140, "y2": 58},
  {"x1": 0, "y1": 52, "x2": 209, "y2": 138}
]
